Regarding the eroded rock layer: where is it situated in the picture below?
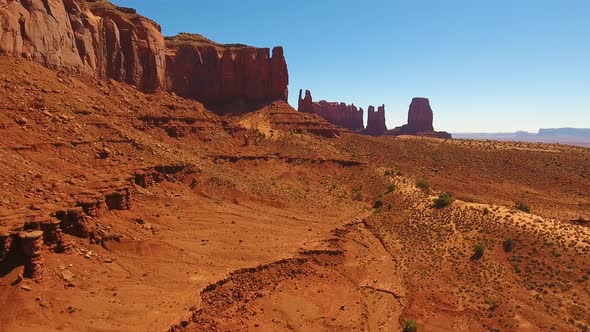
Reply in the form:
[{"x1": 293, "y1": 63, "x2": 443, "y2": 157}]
[{"x1": 0, "y1": 1, "x2": 288, "y2": 112}]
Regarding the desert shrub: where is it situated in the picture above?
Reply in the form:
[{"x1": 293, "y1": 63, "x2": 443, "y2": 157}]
[
  {"x1": 386, "y1": 184, "x2": 396, "y2": 193},
  {"x1": 433, "y1": 193, "x2": 453, "y2": 208},
  {"x1": 397, "y1": 171, "x2": 403, "y2": 176},
  {"x1": 353, "y1": 192, "x2": 363, "y2": 201},
  {"x1": 352, "y1": 186, "x2": 363, "y2": 201},
  {"x1": 373, "y1": 198, "x2": 383, "y2": 209},
  {"x1": 404, "y1": 319, "x2": 418, "y2": 332},
  {"x1": 416, "y1": 179, "x2": 430, "y2": 191},
  {"x1": 483, "y1": 207, "x2": 490, "y2": 215},
  {"x1": 373, "y1": 193, "x2": 384, "y2": 209},
  {"x1": 384, "y1": 170, "x2": 393, "y2": 176},
  {"x1": 515, "y1": 201, "x2": 530, "y2": 213},
  {"x1": 503, "y1": 238, "x2": 515, "y2": 252},
  {"x1": 473, "y1": 243, "x2": 485, "y2": 260}
]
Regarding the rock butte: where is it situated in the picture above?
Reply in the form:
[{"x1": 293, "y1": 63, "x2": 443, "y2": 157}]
[
  {"x1": 387, "y1": 97, "x2": 452, "y2": 139},
  {"x1": 297, "y1": 89, "x2": 364, "y2": 131},
  {"x1": 0, "y1": 0, "x2": 288, "y2": 114},
  {"x1": 364, "y1": 105, "x2": 388, "y2": 136}
]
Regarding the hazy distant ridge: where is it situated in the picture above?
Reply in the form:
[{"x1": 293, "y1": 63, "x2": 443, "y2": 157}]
[{"x1": 453, "y1": 128, "x2": 590, "y2": 147}]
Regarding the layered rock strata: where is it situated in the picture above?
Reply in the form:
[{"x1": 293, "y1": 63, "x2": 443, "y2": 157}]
[{"x1": 0, "y1": 1, "x2": 288, "y2": 113}]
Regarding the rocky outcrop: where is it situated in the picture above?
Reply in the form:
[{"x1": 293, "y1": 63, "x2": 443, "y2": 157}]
[
  {"x1": 0, "y1": 1, "x2": 288, "y2": 112},
  {"x1": 166, "y1": 34, "x2": 288, "y2": 114},
  {"x1": 297, "y1": 89, "x2": 364, "y2": 131},
  {"x1": 18, "y1": 230, "x2": 45, "y2": 280},
  {"x1": 298, "y1": 89, "x2": 314, "y2": 114},
  {"x1": 364, "y1": 105, "x2": 387, "y2": 136},
  {"x1": 388, "y1": 98, "x2": 451, "y2": 139},
  {"x1": 0, "y1": 0, "x2": 166, "y2": 91}
]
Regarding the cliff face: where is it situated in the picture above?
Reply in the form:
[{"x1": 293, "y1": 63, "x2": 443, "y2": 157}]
[
  {"x1": 297, "y1": 89, "x2": 364, "y2": 131},
  {"x1": 364, "y1": 105, "x2": 387, "y2": 136},
  {"x1": 166, "y1": 37, "x2": 288, "y2": 114},
  {"x1": 0, "y1": 0, "x2": 166, "y2": 91},
  {"x1": 388, "y1": 98, "x2": 451, "y2": 139},
  {"x1": 0, "y1": 1, "x2": 287, "y2": 111}
]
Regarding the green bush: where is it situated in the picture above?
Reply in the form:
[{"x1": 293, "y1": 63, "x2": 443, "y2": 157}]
[
  {"x1": 515, "y1": 201, "x2": 530, "y2": 213},
  {"x1": 503, "y1": 238, "x2": 515, "y2": 252},
  {"x1": 353, "y1": 192, "x2": 363, "y2": 201},
  {"x1": 352, "y1": 186, "x2": 363, "y2": 201},
  {"x1": 416, "y1": 179, "x2": 430, "y2": 191},
  {"x1": 473, "y1": 243, "x2": 485, "y2": 260},
  {"x1": 386, "y1": 184, "x2": 396, "y2": 193},
  {"x1": 404, "y1": 319, "x2": 418, "y2": 332},
  {"x1": 373, "y1": 198, "x2": 383, "y2": 209},
  {"x1": 433, "y1": 193, "x2": 453, "y2": 208}
]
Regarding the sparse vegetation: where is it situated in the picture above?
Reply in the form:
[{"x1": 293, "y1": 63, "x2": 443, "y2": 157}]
[
  {"x1": 503, "y1": 238, "x2": 515, "y2": 252},
  {"x1": 416, "y1": 179, "x2": 430, "y2": 191},
  {"x1": 515, "y1": 201, "x2": 531, "y2": 213},
  {"x1": 404, "y1": 319, "x2": 418, "y2": 332},
  {"x1": 384, "y1": 170, "x2": 393, "y2": 176},
  {"x1": 352, "y1": 186, "x2": 363, "y2": 201},
  {"x1": 386, "y1": 184, "x2": 396, "y2": 193},
  {"x1": 374, "y1": 193, "x2": 384, "y2": 209},
  {"x1": 433, "y1": 192, "x2": 453, "y2": 208},
  {"x1": 473, "y1": 243, "x2": 485, "y2": 260}
]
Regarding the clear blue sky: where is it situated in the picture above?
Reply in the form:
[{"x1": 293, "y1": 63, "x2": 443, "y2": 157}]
[{"x1": 111, "y1": 0, "x2": 589, "y2": 133}]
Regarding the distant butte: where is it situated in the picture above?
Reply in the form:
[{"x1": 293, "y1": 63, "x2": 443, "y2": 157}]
[
  {"x1": 387, "y1": 98, "x2": 452, "y2": 139},
  {"x1": 363, "y1": 105, "x2": 388, "y2": 136},
  {"x1": 297, "y1": 89, "x2": 364, "y2": 131}
]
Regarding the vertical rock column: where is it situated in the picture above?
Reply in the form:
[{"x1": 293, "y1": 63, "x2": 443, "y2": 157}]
[
  {"x1": 42, "y1": 219, "x2": 72, "y2": 253},
  {"x1": 18, "y1": 230, "x2": 45, "y2": 280}
]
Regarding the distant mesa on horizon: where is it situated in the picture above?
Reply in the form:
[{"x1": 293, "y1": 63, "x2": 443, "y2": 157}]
[
  {"x1": 297, "y1": 90, "x2": 451, "y2": 139},
  {"x1": 454, "y1": 128, "x2": 590, "y2": 147}
]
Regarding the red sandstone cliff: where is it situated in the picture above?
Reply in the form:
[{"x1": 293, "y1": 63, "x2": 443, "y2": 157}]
[
  {"x1": 0, "y1": 1, "x2": 288, "y2": 112},
  {"x1": 0, "y1": 0, "x2": 166, "y2": 91},
  {"x1": 364, "y1": 105, "x2": 387, "y2": 136},
  {"x1": 165, "y1": 34, "x2": 288, "y2": 114},
  {"x1": 297, "y1": 89, "x2": 364, "y2": 131},
  {"x1": 388, "y1": 98, "x2": 451, "y2": 139}
]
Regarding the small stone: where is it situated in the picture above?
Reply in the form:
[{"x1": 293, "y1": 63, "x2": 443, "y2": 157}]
[
  {"x1": 61, "y1": 270, "x2": 75, "y2": 282},
  {"x1": 104, "y1": 258, "x2": 113, "y2": 263},
  {"x1": 15, "y1": 117, "x2": 28, "y2": 125},
  {"x1": 21, "y1": 284, "x2": 33, "y2": 291}
]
